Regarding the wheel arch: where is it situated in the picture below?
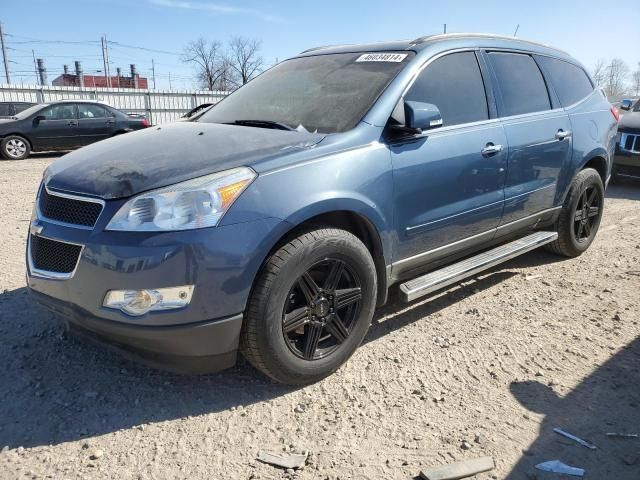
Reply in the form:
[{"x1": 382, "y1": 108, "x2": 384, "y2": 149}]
[{"x1": 258, "y1": 208, "x2": 390, "y2": 308}]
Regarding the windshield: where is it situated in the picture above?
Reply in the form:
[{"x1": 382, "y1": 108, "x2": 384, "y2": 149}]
[
  {"x1": 198, "y1": 52, "x2": 414, "y2": 134},
  {"x1": 634, "y1": 99, "x2": 640, "y2": 112},
  {"x1": 13, "y1": 103, "x2": 47, "y2": 119}
]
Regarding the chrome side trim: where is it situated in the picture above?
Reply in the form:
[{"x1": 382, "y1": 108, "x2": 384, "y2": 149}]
[
  {"x1": 27, "y1": 234, "x2": 85, "y2": 280},
  {"x1": 394, "y1": 228, "x2": 496, "y2": 267},
  {"x1": 406, "y1": 199, "x2": 504, "y2": 232},
  {"x1": 37, "y1": 186, "x2": 105, "y2": 230},
  {"x1": 393, "y1": 206, "x2": 562, "y2": 269}
]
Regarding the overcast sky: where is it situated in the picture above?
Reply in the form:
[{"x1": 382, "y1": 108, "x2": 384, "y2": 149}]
[{"x1": 2, "y1": 0, "x2": 639, "y2": 90}]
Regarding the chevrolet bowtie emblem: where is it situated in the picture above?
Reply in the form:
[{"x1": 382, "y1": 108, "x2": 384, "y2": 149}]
[{"x1": 30, "y1": 222, "x2": 44, "y2": 236}]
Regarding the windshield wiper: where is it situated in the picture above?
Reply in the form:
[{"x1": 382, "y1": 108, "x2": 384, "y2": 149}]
[{"x1": 226, "y1": 119, "x2": 295, "y2": 131}]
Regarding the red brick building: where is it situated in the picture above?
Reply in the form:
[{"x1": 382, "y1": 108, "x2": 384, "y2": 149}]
[{"x1": 52, "y1": 74, "x2": 149, "y2": 89}]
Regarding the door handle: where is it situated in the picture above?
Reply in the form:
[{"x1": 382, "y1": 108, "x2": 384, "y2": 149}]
[
  {"x1": 105, "y1": 120, "x2": 114, "y2": 125},
  {"x1": 481, "y1": 143, "x2": 503, "y2": 156},
  {"x1": 555, "y1": 129, "x2": 571, "y2": 140},
  {"x1": 67, "y1": 120, "x2": 78, "y2": 127}
]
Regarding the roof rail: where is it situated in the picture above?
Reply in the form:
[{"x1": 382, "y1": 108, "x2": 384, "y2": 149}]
[
  {"x1": 300, "y1": 44, "x2": 352, "y2": 54},
  {"x1": 410, "y1": 33, "x2": 568, "y2": 55}
]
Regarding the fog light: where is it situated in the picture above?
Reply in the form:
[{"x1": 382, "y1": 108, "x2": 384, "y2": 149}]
[{"x1": 103, "y1": 286, "x2": 194, "y2": 316}]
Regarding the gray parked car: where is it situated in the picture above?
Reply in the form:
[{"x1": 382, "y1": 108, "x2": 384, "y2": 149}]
[{"x1": 27, "y1": 33, "x2": 617, "y2": 384}]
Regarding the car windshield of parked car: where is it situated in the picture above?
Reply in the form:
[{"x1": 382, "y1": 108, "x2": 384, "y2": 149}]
[
  {"x1": 12, "y1": 104, "x2": 48, "y2": 119},
  {"x1": 198, "y1": 52, "x2": 414, "y2": 134}
]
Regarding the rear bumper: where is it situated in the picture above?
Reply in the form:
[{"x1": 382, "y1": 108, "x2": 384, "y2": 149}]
[{"x1": 30, "y1": 288, "x2": 244, "y2": 374}]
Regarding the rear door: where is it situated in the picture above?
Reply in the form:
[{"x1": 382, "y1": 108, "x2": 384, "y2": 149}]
[
  {"x1": 77, "y1": 103, "x2": 116, "y2": 145},
  {"x1": 390, "y1": 51, "x2": 507, "y2": 274},
  {"x1": 30, "y1": 103, "x2": 79, "y2": 150},
  {"x1": 484, "y1": 51, "x2": 572, "y2": 229}
]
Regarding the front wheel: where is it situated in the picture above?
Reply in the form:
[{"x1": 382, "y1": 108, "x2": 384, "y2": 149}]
[
  {"x1": 546, "y1": 168, "x2": 604, "y2": 257},
  {"x1": 1, "y1": 135, "x2": 31, "y2": 160},
  {"x1": 240, "y1": 228, "x2": 377, "y2": 385}
]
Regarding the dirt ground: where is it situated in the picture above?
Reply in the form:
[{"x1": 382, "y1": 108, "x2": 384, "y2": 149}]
[{"x1": 0, "y1": 155, "x2": 638, "y2": 480}]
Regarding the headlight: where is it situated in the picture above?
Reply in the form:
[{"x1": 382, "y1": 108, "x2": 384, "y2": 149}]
[{"x1": 106, "y1": 167, "x2": 256, "y2": 231}]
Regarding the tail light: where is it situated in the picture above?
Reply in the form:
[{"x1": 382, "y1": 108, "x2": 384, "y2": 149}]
[
  {"x1": 141, "y1": 118, "x2": 149, "y2": 127},
  {"x1": 610, "y1": 106, "x2": 620, "y2": 122}
]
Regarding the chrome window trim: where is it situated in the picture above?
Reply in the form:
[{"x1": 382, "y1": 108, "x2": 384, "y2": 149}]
[
  {"x1": 37, "y1": 185, "x2": 105, "y2": 230},
  {"x1": 27, "y1": 233, "x2": 85, "y2": 280}
]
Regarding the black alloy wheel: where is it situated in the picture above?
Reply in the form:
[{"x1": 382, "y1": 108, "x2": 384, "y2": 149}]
[
  {"x1": 572, "y1": 185, "x2": 601, "y2": 243},
  {"x1": 282, "y1": 259, "x2": 362, "y2": 361}
]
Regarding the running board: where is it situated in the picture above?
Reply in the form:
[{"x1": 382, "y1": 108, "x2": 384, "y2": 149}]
[{"x1": 399, "y1": 231, "x2": 558, "y2": 303}]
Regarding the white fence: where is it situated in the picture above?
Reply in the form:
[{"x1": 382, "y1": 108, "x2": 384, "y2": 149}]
[{"x1": 0, "y1": 84, "x2": 229, "y2": 125}]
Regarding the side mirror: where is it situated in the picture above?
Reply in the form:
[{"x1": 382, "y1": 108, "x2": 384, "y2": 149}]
[
  {"x1": 405, "y1": 101, "x2": 443, "y2": 132},
  {"x1": 620, "y1": 102, "x2": 631, "y2": 111},
  {"x1": 34, "y1": 115, "x2": 46, "y2": 123},
  {"x1": 390, "y1": 101, "x2": 443, "y2": 135}
]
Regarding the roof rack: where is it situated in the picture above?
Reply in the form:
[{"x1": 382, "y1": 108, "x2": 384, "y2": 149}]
[
  {"x1": 410, "y1": 33, "x2": 568, "y2": 55},
  {"x1": 299, "y1": 44, "x2": 352, "y2": 54}
]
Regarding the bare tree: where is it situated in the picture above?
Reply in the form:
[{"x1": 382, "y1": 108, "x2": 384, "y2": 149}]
[
  {"x1": 605, "y1": 58, "x2": 630, "y2": 99},
  {"x1": 632, "y1": 62, "x2": 640, "y2": 97},
  {"x1": 228, "y1": 37, "x2": 264, "y2": 86},
  {"x1": 591, "y1": 58, "x2": 608, "y2": 87},
  {"x1": 182, "y1": 38, "x2": 225, "y2": 90}
]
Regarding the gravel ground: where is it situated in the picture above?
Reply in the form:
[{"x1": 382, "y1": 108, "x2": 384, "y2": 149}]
[{"x1": 0, "y1": 156, "x2": 638, "y2": 480}]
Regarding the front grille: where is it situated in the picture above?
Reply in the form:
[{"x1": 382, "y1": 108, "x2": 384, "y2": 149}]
[
  {"x1": 621, "y1": 133, "x2": 639, "y2": 154},
  {"x1": 39, "y1": 187, "x2": 103, "y2": 228},
  {"x1": 30, "y1": 235, "x2": 82, "y2": 274}
]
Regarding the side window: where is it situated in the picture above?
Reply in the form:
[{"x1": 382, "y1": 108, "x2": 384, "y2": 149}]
[
  {"x1": 78, "y1": 104, "x2": 110, "y2": 119},
  {"x1": 488, "y1": 52, "x2": 551, "y2": 117},
  {"x1": 405, "y1": 51, "x2": 489, "y2": 127},
  {"x1": 536, "y1": 56, "x2": 594, "y2": 107},
  {"x1": 40, "y1": 104, "x2": 77, "y2": 120}
]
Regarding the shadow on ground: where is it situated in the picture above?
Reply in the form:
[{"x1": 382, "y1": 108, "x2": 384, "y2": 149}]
[
  {"x1": 606, "y1": 178, "x2": 640, "y2": 200},
  {"x1": 0, "y1": 249, "x2": 559, "y2": 450},
  {"x1": 507, "y1": 336, "x2": 640, "y2": 479}
]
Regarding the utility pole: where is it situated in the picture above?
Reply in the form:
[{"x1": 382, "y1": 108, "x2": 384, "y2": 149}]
[
  {"x1": 443, "y1": 23, "x2": 447, "y2": 34},
  {"x1": 32, "y1": 50, "x2": 39, "y2": 85},
  {"x1": 101, "y1": 36, "x2": 108, "y2": 88},
  {"x1": 151, "y1": 58, "x2": 156, "y2": 89},
  {"x1": 168, "y1": 71, "x2": 172, "y2": 90},
  {"x1": 0, "y1": 21, "x2": 10, "y2": 83},
  {"x1": 104, "y1": 35, "x2": 111, "y2": 87},
  {"x1": 36, "y1": 58, "x2": 47, "y2": 86}
]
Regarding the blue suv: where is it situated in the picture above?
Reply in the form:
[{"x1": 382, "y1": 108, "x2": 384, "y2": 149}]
[{"x1": 27, "y1": 34, "x2": 618, "y2": 384}]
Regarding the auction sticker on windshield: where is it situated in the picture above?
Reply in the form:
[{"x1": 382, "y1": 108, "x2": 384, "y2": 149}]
[{"x1": 355, "y1": 53, "x2": 408, "y2": 62}]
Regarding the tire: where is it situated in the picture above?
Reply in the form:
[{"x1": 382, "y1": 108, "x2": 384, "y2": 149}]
[
  {"x1": 545, "y1": 168, "x2": 604, "y2": 257},
  {"x1": 240, "y1": 228, "x2": 377, "y2": 385},
  {"x1": 1, "y1": 135, "x2": 31, "y2": 160}
]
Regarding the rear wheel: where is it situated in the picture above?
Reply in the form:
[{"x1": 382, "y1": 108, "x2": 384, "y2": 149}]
[
  {"x1": 240, "y1": 228, "x2": 377, "y2": 385},
  {"x1": 545, "y1": 168, "x2": 604, "y2": 257},
  {"x1": 1, "y1": 135, "x2": 31, "y2": 160}
]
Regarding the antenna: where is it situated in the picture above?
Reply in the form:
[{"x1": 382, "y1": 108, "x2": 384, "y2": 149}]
[{"x1": 513, "y1": 24, "x2": 520, "y2": 37}]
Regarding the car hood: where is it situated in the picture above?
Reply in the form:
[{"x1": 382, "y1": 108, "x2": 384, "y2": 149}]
[
  {"x1": 619, "y1": 111, "x2": 640, "y2": 131},
  {"x1": 44, "y1": 122, "x2": 325, "y2": 199},
  {"x1": 0, "y1": 118, "x2": 16, "y2": 124}
]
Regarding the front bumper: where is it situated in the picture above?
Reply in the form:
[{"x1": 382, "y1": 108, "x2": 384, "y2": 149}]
[
  {"x1": 31, "y1": 289, "x2": 243, "y2": 373},
  {"x1": 26, "y1": 208, "x2": 289, "y2": 373}
]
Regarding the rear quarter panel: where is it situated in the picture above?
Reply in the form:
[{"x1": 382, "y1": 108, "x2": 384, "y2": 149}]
[{"x1": 560, "y1": 90, "x2": 617, "y2": 200}]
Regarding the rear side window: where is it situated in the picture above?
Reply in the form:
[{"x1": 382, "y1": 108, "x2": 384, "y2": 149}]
[
  {"x1": 78, "y1": 104, "x2": 111, "y2": 119},
  {"x1": 488, "y1": 52, "x2": 551, "y2": 117},
  {"x1": 537, "y1": 56, "x2": 593, "y2": 107},
  {"x1": 405, "y1": 51, "x2": 488, "y2": 127}
]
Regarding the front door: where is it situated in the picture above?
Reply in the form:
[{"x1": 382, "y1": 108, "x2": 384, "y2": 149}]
[
  {"x1": 484, "y1": 51, "x2": 572, "y2": 226},
  {"x1": 30, "y1": 103, "x2": 78, "y2": 150},
  {"x1": 389, "y1": 51, "x2": 507, "y2": 275}
]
